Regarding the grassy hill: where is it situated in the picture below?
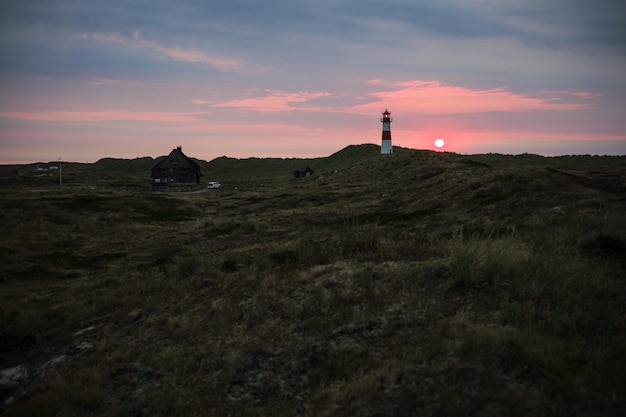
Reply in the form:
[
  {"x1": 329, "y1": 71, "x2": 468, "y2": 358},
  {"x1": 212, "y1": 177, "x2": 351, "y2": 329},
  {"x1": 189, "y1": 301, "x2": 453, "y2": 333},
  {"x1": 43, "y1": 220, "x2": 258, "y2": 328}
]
[
  {"x1": 3, "y1": 144, "x2": 624, "y2": 185},
  {"x1": 91, "y1": 157, "x2": 157, "y2": 174},
  {"x1": 1, "y1": 145, "x2": 625, "y2": 416}
]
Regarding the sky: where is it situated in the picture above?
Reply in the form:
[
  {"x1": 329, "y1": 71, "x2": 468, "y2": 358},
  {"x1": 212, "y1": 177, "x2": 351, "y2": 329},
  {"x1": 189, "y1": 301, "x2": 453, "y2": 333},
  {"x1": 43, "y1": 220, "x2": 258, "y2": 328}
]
[{"x1": 1, "y1": 0, "x2": 625, "y2": 164}]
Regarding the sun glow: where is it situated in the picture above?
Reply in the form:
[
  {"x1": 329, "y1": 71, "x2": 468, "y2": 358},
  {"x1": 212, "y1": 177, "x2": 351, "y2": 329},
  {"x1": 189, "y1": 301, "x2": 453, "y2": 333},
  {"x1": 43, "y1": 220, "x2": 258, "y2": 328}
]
[{"x1": 434, "y1": 138, "x2": 445, "y2": 149}]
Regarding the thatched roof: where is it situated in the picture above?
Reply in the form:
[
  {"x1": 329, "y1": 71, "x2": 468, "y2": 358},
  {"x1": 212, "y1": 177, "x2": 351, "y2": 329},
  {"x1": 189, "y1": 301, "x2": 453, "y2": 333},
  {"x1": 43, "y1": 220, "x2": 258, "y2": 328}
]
[{"x1": 151, "y1": 146, "x2": 201, "y2": 174}]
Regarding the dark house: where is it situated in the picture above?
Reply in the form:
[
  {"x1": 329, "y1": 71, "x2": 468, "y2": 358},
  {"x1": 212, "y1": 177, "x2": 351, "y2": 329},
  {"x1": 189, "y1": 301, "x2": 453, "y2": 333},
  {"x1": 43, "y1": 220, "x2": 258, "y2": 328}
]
[
  {"x1": 151, "y1": 146, "x2": 202, "y2": 185},
  {"x1": 293, "y1": 166, "x2": 315, "y2": 178}
]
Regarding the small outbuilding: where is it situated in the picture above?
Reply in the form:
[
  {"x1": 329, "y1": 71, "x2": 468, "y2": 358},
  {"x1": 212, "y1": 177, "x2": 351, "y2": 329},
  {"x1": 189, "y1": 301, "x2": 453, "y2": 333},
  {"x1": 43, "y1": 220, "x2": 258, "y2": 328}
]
[
  {"x1": 151, "y1": 146, "x2": 202, "y2": 185},
  {"x1": 293, "y1": 166, "x2": 315, "y2": 178}
]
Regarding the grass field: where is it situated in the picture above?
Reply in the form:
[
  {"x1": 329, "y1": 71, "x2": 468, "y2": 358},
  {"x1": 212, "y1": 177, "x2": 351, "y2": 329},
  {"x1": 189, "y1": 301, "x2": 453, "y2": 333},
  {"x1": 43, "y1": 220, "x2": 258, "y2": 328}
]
[{"x1": 1, "y1": 145, "x2": 625, "y2": 416}]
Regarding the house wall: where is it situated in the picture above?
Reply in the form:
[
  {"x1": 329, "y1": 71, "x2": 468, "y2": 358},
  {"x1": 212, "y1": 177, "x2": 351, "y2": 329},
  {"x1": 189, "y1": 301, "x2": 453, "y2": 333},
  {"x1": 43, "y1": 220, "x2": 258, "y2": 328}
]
[{"x1": 152, "y1": 167, "x2": 199, "y2": 183}]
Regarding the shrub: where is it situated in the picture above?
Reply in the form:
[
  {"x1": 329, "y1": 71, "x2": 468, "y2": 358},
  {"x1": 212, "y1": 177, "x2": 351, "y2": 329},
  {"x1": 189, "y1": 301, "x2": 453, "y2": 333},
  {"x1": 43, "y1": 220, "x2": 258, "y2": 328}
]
[
  {"x1": 175, "y1": 255, "x2": 201, "y2": 279},
  {"x1": 448, "y1": 237, "x2": 530, "y2": 290},
  {"x1": 268, "y1": 248, "x2": 299, "y2": 265}
]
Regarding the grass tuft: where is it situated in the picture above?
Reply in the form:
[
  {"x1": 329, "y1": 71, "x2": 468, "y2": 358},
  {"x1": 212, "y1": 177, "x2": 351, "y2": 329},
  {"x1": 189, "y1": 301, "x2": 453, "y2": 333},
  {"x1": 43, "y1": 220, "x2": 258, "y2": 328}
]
[{"x1": 175, "y1": 255, "x2": 201, "y2": 279}]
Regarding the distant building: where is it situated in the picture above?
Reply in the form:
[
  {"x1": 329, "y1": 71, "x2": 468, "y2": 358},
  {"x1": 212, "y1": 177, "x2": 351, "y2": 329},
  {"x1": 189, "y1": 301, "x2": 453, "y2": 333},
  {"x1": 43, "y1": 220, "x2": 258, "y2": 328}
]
[
  {"x1": 380, "y1": 109, "x2": 393, "y2": 154},
  {"x1": 150, "y1": 146, "x2": 202, "y2": 184},
  {"x1": 293, "y1": 166, "x2": 315, "y2": 178}
]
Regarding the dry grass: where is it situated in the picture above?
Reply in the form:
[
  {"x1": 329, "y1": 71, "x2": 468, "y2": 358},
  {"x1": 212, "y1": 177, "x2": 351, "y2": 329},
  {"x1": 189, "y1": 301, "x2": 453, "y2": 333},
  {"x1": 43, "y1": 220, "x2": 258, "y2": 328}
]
[{"x1": 1, "y1": 149, "x2": 625, "y2": 416}]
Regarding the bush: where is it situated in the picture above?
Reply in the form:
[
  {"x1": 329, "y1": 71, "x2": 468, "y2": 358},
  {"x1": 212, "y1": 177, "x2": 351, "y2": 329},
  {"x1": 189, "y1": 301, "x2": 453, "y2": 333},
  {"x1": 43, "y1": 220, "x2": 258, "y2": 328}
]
[{"x1": 175, "y1": 256, "x2": 201, "y2": 279}]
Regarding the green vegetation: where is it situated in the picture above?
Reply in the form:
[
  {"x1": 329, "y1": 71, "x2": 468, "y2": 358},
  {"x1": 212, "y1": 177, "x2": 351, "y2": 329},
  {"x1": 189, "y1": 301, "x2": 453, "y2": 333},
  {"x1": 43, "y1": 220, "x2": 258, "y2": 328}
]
[{"x1": 1, "y1": 146, "x2": 624, "y2": 416}]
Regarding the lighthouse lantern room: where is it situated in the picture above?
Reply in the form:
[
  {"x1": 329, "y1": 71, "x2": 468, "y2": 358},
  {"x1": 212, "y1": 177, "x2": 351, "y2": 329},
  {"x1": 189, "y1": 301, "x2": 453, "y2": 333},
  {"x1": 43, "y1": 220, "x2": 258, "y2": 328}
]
[{"x1": 380, "y1": 109, "x2": 393, "y2": 154}]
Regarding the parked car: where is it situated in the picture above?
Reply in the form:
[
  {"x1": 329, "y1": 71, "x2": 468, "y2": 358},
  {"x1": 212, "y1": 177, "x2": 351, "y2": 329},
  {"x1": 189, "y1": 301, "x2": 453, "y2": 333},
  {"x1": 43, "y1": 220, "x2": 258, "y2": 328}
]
[{"x1": 207, "y1": 181, "x2": 221, "y2": 189}]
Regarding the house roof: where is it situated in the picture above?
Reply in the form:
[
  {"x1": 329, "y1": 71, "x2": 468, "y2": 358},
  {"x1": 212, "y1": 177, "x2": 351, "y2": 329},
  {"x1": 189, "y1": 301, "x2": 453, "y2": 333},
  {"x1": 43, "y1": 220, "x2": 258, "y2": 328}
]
[{"x1": 151, "y1": 146, "x2": 201, "y2": 174}]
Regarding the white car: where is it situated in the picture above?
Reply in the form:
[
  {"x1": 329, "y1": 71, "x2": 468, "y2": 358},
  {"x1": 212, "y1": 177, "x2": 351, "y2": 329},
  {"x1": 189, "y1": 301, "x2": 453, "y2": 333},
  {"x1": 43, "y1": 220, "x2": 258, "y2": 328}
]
[{"x1": 207, "y1": 181, "x2": 221, "y2": 189}]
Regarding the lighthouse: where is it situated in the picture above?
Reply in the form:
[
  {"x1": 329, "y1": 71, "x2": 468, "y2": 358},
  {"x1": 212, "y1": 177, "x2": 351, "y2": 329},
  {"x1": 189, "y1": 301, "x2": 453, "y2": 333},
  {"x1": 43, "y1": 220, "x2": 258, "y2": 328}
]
[{"x1": 380, "y1": 109, "x2": 393, "y2": 154}]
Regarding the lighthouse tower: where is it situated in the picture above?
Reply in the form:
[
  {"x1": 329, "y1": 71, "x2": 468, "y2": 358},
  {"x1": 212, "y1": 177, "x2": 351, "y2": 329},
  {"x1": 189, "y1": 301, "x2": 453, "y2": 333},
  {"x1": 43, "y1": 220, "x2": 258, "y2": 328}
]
[{"x1": 380, "y1": 109, "x2": 393, "y2": 154}]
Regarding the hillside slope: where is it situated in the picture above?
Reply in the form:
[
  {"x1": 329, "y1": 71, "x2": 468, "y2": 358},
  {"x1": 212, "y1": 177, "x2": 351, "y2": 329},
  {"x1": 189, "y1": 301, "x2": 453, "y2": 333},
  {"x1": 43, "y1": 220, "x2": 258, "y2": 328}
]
[
  {"x1": 2, "y1": 144, "x2": 624, "y2": 184},
  {"x1": 1, "y1": 145, "x2": 625, "y2": 416}
]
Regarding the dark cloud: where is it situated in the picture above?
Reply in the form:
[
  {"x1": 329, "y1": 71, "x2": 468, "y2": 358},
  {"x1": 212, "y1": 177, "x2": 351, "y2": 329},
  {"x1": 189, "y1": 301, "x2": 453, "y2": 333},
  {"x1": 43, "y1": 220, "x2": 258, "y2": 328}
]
[
  {"x1": 3, "y1": 1, "x2": 624, "y2": 53},
  {"x1": 1, "y1": 0, "x2": 624, "y2": 84},
  {"x1": 499, "y1": 0, "x2": 626, "y2": 53},
  {"x1": 333, "y1": 0, "x2": 626, "y2": 54}
]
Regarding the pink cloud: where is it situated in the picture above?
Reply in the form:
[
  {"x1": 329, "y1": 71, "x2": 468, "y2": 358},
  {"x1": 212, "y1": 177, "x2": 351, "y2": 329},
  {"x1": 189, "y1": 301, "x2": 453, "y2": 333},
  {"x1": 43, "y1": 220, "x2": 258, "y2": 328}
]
[
  {"x1": 347, "y1": 80, "x2": 593, "y2": 115},
  {"x1": 77, "y1": 31, "x2": 271, "y2": 73},
  {"x1": 539, "y1": 90, "x2": 601, "y2": 100},
  {"x1": 210, "y1": 80, "x2": 596, "y2": 116},
  {"x1": 159, "y1": 47, "x2": 271, "y2": 73},
  {"x1": 215, "y1": 90, "x2": 332, "y2": 112},
  {"x1": 84, "y1": 77, "x2": 165, "y2": 88},
  {"x1": 0, "y1": 110, "x2": 207, "y2": 123},
  {"x1": 366, "y1": 78, "x2": 386, "y2": 85}
]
